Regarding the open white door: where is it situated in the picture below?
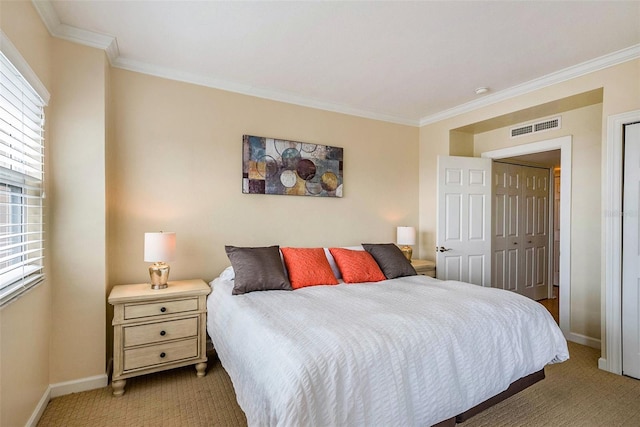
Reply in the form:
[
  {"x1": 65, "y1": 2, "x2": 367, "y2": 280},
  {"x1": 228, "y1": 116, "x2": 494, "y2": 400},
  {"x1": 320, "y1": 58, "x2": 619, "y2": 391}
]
[
  {"x1": 623, "y1": 122, "x2": 640, "y2": 379},
  {"x1": 436, "y1": 156, "x2": 492, "y2": 286}
]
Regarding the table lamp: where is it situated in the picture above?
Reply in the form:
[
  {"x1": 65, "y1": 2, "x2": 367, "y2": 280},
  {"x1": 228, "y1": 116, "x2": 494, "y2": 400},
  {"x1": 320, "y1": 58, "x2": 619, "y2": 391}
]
[
  {"x1": 144, "y1": 231, "x2": 176, "y2": 289},
  {"x1": 396, "y1": 226, "x2": 415, "y2": 261}
]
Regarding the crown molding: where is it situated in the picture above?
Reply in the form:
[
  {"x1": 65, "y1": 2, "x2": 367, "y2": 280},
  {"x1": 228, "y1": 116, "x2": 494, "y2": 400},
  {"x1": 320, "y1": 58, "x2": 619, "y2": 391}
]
[
  {"x1": 112, "y1": 56, "x2": 420, "y2": 126},
  {"x1": 30, "y1": 1, "x2": 639, "y2": 128},
  {"x1": 31, "y1": 0, "x2": 59, "y2": 35},
  {"x1": 419, "y1": 44, "x2": 640, "y2": 126},
  {"x1": 31, "y1": 2, "x2": 415, "y2": 126},
  {"x1": 56, "y1": 23, "x2": 120, "y2": 63},
  {"x1": 31, "y1": 0, "x2": 119, "y2": 64}
]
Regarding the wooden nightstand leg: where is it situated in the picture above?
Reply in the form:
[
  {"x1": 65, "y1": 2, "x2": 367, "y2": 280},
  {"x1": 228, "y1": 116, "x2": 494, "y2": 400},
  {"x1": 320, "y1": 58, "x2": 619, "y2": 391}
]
[
  {"x1": 195, "y1": 362, "x2": 207, "y2": 377},
  {"x1": 112, "y1": 379, "x2": 126, "y2": 397}
]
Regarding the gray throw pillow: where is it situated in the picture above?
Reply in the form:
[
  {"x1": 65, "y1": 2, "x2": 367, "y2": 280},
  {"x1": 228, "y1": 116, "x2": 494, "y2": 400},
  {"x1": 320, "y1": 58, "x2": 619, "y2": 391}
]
[
  {"x1": 362, "y1": 243, "x2": 417, "y2": 279},
  {"x1": 225, "y1": 245, "x2": 292, "y2": 295}
]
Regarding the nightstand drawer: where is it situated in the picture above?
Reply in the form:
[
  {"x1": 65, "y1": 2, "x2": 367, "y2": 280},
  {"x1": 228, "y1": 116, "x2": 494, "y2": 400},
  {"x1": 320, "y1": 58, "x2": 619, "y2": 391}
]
[
  {"x1": 124, "y1": 338, "x2": 199, "y2": 371},
  {"x1": 108, "y1": 279, "x2": 210, "y2": 396},
  {"x1": 124, "y1": 298, "x2": 198, "y2": 320},
  {"x1": 124, "y1": 317, "x2": 198, "y2": 347}
]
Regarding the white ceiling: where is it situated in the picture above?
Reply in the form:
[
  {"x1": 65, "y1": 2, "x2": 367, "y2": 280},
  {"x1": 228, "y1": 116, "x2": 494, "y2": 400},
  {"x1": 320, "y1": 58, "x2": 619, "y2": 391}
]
[{"x1": 35, "y1": 1, "x2": 640, "y2": 126}]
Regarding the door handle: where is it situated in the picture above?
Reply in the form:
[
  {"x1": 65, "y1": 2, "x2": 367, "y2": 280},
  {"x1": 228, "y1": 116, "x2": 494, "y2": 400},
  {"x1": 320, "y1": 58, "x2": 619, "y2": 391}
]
[{"x1": 437, "y1": 246, "x2": 452, "y2": 253}]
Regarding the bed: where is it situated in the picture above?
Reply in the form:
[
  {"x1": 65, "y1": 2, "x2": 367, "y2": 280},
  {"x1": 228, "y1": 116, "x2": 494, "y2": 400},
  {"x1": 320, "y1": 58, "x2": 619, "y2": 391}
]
[{"x1": 207, "y1": 246, "x2": 568, "y2": 426}]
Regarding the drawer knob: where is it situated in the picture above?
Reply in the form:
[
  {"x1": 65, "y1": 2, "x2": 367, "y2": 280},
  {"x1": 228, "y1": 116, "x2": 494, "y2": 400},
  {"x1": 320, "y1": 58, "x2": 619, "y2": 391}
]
[
  {"x1": 160, "y1": 352, "x2": 166, "y2": 358},
  {"x1": 160, "y1": 330, "x2": 166, "y2": 336},
  {"x1": 160, "y1": 307, "x2": 167, "y2": 313}
]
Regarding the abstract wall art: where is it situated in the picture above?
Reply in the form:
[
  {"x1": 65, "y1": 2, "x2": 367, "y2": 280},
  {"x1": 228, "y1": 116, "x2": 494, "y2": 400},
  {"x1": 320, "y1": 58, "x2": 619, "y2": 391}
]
[{"x1": 242, "y1": 135, "x2": 343, "y2": 197}]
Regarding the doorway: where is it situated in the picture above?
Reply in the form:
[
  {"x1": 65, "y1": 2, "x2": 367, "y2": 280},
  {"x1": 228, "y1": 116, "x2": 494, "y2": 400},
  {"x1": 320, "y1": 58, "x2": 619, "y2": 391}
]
[{"x1": 481, "y1": 135, "x2": 572, "y2": 339}]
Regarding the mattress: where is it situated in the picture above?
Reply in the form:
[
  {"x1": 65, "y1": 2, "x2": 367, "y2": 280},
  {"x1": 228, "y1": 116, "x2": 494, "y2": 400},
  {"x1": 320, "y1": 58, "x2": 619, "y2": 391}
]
[{"x1": 207, "y1": 274, "x2": 568, "y2": 426}]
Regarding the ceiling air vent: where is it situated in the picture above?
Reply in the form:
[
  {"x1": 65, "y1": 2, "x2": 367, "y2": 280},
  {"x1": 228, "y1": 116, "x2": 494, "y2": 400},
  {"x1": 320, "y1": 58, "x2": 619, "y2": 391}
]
[
  {"x1": 510, "y1": 116, "x2": 561, "y2": 138},
  {"x1": 511, "y1": 124, "x2": 533, "y2": 137}
]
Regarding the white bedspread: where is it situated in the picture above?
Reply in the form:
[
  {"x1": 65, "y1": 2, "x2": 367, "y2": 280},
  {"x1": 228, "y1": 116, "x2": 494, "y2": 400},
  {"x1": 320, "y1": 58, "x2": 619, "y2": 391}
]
[{"x1": 207, "y1": 275, "x2": 568, "y2": 427}]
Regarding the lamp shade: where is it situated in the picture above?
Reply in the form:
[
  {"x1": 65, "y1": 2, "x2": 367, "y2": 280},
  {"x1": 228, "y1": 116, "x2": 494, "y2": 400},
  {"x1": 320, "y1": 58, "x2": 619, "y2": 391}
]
[
  {"x1": 144, "y1": 232, "x2": 176, "y2": 262},
  {"x1": 396, "y1": 226, "x2": 416, "y2": 246}
]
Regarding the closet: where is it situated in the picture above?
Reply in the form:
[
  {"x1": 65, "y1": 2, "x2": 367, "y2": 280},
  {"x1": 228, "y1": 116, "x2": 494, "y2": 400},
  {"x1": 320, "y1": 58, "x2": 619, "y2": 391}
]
[{"x1": 492, "y1": 161, "x2": 550, "y2": 301}]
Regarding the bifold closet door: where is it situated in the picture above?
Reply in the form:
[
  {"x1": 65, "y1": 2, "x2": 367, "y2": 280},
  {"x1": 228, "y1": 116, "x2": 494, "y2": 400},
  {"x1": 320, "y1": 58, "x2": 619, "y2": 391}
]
[
  {"x1": 493, "y1": 162, "x2": 522, "y2": 292},
  {"x1": 493, "y1": 162, "x2": 549, "y2": 300},
  {"x1": 522, "y1": 166, "x2": 550, "y2": 301}
]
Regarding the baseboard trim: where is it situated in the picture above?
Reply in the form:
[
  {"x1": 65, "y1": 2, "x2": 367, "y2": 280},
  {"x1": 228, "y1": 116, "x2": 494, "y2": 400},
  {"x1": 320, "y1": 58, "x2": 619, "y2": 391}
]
[
  {"x1": 567, "y1": 332, "x2": 601, "y2": 349},
  {"x1": 598, "y1": 357, "x2": 609, "y2": 371},
  {"x1": 25, "y1": 385, "x2": 51, "y2": 427},
  {"x1": 50, "y1": 373, "x2": 109, "y2": 398},
  {"x1": 25, "y1": 374, "x2": 109, "y2": 427}
]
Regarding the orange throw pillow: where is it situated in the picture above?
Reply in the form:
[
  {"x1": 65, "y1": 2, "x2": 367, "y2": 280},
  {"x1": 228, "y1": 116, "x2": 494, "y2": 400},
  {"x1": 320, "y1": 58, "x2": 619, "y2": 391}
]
[
  {"x1": 328, "y1": 248, "x2": 386, "y2": 283},
  {"x1": 281, "y1": 247, "x2": 339, "y2": 289}
]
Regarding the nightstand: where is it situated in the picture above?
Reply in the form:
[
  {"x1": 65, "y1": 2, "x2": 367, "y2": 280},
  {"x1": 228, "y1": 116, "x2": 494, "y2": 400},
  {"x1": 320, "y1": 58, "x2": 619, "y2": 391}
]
[
  {"x1": 108, "y1": 279, "x2": 211, "y2": 396},
  {"x1": 411, "y1": 259, "x2": 436, "y2": 277}
]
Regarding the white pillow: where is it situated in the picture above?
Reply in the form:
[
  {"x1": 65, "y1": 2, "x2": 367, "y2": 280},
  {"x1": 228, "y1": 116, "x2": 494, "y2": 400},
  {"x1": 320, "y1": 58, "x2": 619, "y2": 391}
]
[{"x1": 219, "y1": 266, "x2": 235, "y2": 281}]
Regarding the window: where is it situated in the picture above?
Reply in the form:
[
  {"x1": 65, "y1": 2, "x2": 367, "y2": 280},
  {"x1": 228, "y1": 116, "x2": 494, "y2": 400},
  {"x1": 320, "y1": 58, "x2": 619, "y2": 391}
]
[{"x1": 0, "y1": 51, "x2": 45, "y2": 306}]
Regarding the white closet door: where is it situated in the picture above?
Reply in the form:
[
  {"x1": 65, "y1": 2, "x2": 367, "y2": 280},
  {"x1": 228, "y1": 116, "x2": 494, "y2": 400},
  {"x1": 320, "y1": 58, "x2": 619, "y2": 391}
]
[
  {"x1": 436, "y1": 156, "x2": 492, "y2": 286},
  {"x1": 623, "y1": 122, "x2": 640, "y2": 379},
  {"x1": 553, "y1": 169, "x2": 561, "y2": 286},
  {"x1": 493, "y1": 162, "x2": 522, "y2": 292},
  {"x1": 522, "y1": 166, "x2": 550, "y2": 300},
  {"x1": 492, "y1": 163, "x2": 550, "y2": 300}
]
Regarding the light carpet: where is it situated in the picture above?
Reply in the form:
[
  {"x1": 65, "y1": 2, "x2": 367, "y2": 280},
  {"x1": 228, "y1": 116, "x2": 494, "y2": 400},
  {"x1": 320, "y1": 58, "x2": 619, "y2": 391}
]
[{"x1": 38, "y1": 342, "x2": 640, "y2": 426}]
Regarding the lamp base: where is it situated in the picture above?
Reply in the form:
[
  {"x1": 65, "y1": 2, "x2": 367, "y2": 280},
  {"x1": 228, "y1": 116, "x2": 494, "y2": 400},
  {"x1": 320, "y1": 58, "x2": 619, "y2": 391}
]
[
  {"x1": 400, "y1": 246, "x2": 412, "y2": 261},
  {"x1": 149, "y1": 262, "x2": 170, "y2": 290}
]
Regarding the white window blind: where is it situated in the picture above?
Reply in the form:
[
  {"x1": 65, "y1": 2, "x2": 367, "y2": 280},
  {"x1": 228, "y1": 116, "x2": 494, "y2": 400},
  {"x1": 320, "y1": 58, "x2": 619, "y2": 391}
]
[{"x1": 0, "y1": 51, "x2": 45, "y2": 307}]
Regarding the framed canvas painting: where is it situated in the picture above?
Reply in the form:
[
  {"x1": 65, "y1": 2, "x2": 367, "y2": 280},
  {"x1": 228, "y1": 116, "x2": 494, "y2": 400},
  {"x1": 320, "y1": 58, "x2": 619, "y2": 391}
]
[{"x1": 242, "y1": 135, "x2": 343, "y2": 197}]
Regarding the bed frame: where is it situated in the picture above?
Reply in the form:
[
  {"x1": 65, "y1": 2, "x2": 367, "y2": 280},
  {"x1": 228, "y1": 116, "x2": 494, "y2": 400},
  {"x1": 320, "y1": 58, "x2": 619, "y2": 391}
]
[{"x1": 432, "y1": 369, "x2": 545, "y2": 426}]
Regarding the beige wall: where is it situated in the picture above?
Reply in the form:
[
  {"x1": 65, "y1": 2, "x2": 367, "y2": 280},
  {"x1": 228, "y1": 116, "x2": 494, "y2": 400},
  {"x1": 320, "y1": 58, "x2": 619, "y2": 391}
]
[
  {"x1": 419, "y1": 59, "x2": 640, "y2": 348},
  {"x1": 105, "y1": 46, "x2": 114, "y2": 363},
  {"x1": 0, "y1": 1, "x2": 52, "y2": 426},
  {"x1": 108, "y1": 68, "x2": 419, "y2": 287},
  {"x1": 48, "y1": 38, "x2": 108, "y2": 384},
  {"x1": 473, "y1": 103, "x2": 603, "y2": 340},
  {"x1": 1, "y1": 2, "x2": 109, "y2": 425},
  {"x1": 2, "y1": 1, "x2": 639, "y2": 424}
]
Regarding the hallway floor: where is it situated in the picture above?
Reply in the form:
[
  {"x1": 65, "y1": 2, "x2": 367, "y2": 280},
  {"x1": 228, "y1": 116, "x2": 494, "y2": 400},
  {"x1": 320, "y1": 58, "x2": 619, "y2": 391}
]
[{"x1": 538, "y1": 285, "x2": 559, "y2": 324}]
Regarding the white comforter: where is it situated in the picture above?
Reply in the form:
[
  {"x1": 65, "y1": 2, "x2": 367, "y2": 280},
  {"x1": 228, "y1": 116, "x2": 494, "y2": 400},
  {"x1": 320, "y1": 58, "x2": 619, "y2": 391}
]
[{"x1": 207, "y1": 275, "x2": 568, "y2": 427}]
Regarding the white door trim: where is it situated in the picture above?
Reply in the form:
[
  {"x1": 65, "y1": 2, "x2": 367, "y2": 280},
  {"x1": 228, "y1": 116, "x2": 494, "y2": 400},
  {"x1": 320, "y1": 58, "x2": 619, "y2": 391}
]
[
  {"x1": 481, "y1": 136, "x2": 574, "y2": 342},
  {"x1": 601, "y1": 110, "x2": 640, "y2": 374}
]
